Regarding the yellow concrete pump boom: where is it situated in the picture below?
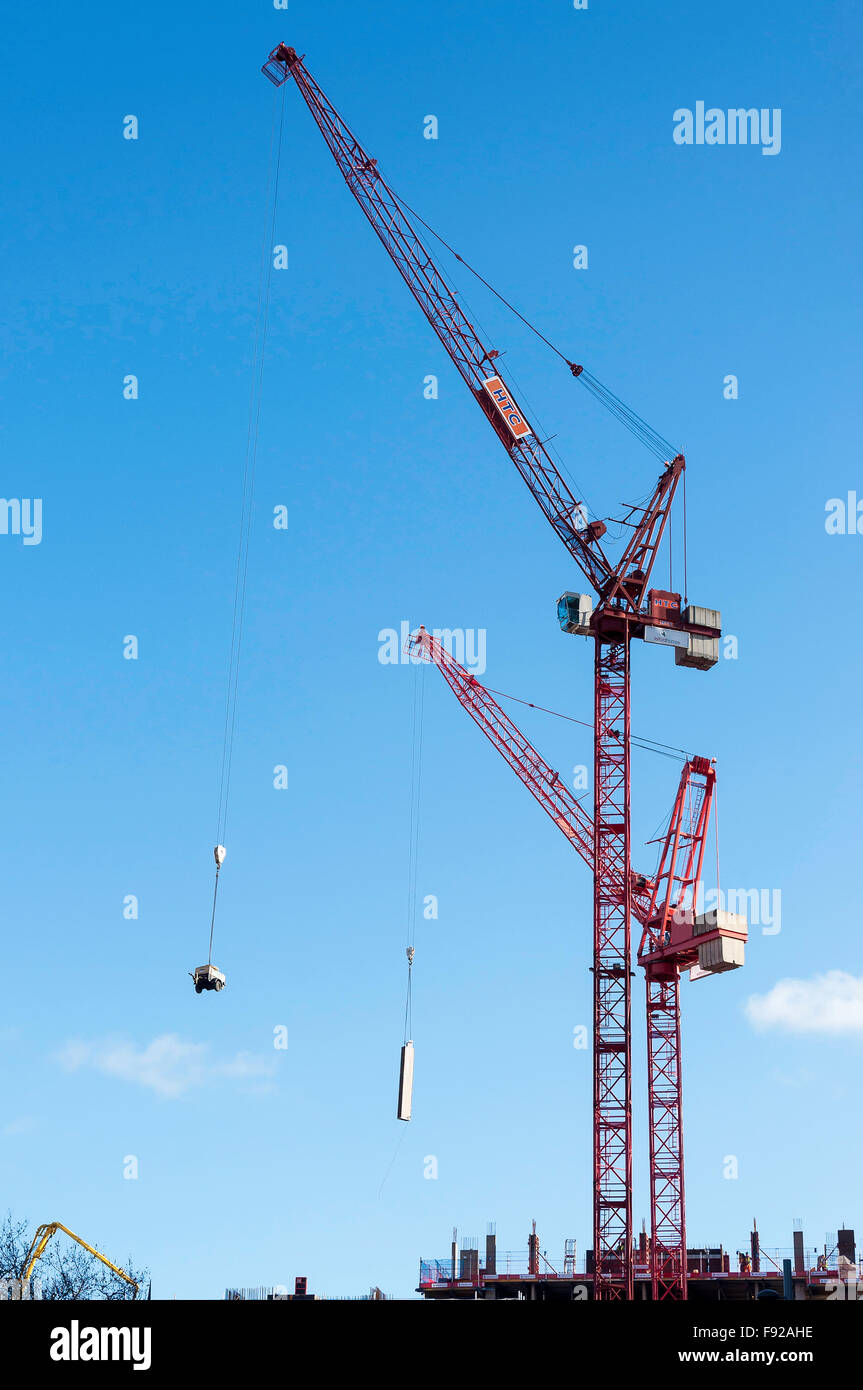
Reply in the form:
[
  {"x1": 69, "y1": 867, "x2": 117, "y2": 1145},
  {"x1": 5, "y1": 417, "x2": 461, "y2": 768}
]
[{"x1": 21, "y1": 1222, "x2": 139, "y2": 1297}]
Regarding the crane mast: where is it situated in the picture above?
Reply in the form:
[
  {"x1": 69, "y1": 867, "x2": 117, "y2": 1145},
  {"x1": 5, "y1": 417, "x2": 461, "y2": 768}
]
[
  {"x1": 640, "y1": 757, "x2": 714, "y2": 1300},
  {"x1": 262, "y1": 43, "x2": 724, "y2": 1300},
  {"x1": 592, "y1": 637, "x2": 632, "y2": 1294},
  {"x1": 636, "y1": 757, "x2": 746, "y2": 1299}
]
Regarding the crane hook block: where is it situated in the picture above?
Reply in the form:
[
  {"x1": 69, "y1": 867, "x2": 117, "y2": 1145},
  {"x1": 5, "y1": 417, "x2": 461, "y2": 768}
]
[
  {"x1": 406, "y1": 946, "x2": 415, "y2": 966},
  {"x1": 214, "y1": 845, "x2": 227, "y2": 868}
]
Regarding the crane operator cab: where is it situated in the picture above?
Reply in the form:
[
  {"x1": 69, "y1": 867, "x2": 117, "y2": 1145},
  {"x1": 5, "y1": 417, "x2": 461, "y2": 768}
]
[{"x1": 191, "y1": 964, "x2": 226, "y2": 994}]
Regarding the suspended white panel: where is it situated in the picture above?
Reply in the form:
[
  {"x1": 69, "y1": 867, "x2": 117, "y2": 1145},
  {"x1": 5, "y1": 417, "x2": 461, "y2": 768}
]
[{"x1": 397, "y1": 1041, "x2": 415, "y2": 1122}]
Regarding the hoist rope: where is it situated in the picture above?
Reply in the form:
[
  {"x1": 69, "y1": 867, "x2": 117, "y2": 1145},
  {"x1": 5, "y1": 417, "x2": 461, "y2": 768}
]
[
  {"x1": 713, "y1": 782, "x2": 721, "y2": 907},
  {"x1": 207, "y1": 867, "x2": 221, "y2": 967},
  {"x1": 216, "y1": 82, "x2": 286, "y2": 846},
  {"x1": 682, "y1": 468, "x2": 689, "y2": 606},
  {"x1": 482, "y1": 683, "x2": 697, "y2": 762},
  {"x1": 403, "y1": 962, "x2": 413, "y2": 1046},
  {"x1": 647, "y1": 806, "x2": 675, "y2": 871},
  {"x1": 403, "y1": 659, "x2": 426, "y2": 1041},
  {"x1": 378, "y1": 1125, "x2": 409, "y2": 1197},
  {"x1": 389, "y1": 187, "x2": 680, "y2": 463},
  {"x1": 208, "y1": 81, "x2": 286, "y2": 957},
  {"x1": 577, "y1": 371, "x2": 679, "y2": 462}
]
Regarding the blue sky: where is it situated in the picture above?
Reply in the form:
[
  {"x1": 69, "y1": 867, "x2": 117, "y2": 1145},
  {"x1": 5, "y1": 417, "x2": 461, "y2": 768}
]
[{"x1": 1, "y1": 0, "x2": 861, "y2": 1297}]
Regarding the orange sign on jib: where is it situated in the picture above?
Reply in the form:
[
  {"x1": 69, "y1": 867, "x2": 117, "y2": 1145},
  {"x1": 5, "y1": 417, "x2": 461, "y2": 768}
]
[{"x1": 482, "y1": 376, "x2": 531, "y2": 440}]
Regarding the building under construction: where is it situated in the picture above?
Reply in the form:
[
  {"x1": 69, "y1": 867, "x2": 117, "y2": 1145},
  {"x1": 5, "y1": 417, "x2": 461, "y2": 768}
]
[
  {"x1": 225, "y1": 1279, "x2": 388, "y2": 1302},
  {"x1": 418, "y1": 1223, "x2": 859, "y2": 1301}
]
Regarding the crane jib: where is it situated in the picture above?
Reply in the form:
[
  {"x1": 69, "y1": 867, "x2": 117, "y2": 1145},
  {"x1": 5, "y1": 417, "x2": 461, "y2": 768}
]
[{"x1": 481, "y1": 376, "x2": 532, "y2": 440}]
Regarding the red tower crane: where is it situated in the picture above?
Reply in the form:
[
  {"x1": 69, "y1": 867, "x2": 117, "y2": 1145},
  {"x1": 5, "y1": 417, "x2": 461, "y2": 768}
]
[
  {"x1": 637, "y1": 761, "x2": 747, "y2": 1298},
  {"x1": 261, "y1": 44, "x2": 723, "y2": 1299},
  {"x1": 407, "y1": 628, "x2": 746, "y2": 1298}
]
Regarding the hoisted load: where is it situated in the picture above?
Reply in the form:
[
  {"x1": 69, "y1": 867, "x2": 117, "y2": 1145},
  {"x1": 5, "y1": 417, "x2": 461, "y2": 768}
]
[
  {"x1": 191, "y1": 846, "x2": 227, "y2": 994},
  {"x1": 398, "y1": 946, "x2": 416, "y2": 1121},
  {"x1": 674, "y1": 605, "x2": 722, "y2": 671},
  {"x1": 192, "y1": 963, "x2": 226, "y2": 994},
  {"x1": 397, "y1": 1040, "x2": 415, "y2": 1122}
]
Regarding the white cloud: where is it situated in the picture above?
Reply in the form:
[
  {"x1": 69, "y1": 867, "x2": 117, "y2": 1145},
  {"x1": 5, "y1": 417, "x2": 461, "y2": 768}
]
[
  {"x1": 57, "y1": 1033, "x2": 276, "y2": 1100},
  {"x1": 745, "y1": 971, "x2": 863, "y2": 1037}
]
